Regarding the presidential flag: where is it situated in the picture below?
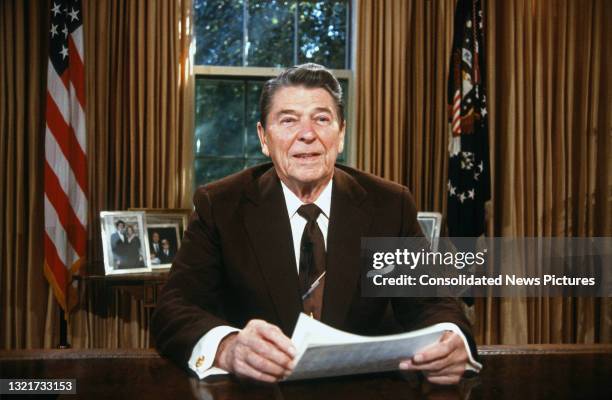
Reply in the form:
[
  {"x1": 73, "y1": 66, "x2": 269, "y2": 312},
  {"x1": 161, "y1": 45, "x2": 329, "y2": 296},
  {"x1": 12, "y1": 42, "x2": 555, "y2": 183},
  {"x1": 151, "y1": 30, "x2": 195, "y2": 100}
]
[
  {"x1": 447, "y1": 0, "x2": 490, "y2": 237},
  {"x1": 44, "y1": 0, "x2": 87, "y2": 313}
]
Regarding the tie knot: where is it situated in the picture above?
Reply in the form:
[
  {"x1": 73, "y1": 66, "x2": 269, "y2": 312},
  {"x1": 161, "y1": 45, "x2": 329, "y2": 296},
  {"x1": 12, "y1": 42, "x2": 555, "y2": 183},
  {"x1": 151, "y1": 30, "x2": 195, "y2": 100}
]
[{"x1": 297, "y1": 204, "x2": 322, "y2": 222}]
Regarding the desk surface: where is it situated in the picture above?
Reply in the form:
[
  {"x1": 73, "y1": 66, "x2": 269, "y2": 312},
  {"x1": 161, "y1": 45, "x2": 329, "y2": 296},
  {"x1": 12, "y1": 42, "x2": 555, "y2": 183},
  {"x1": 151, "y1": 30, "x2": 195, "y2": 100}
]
[{"x1": 1, "y1": 345, "x2": 611, "y2": 399}]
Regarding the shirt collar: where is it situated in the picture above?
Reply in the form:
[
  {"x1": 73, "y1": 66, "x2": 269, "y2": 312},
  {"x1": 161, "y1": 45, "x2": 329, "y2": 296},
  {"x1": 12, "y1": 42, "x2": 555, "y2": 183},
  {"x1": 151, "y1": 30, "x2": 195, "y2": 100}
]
[{"x1": 280, "y1": 178, "x2": 333, "y2": 219}]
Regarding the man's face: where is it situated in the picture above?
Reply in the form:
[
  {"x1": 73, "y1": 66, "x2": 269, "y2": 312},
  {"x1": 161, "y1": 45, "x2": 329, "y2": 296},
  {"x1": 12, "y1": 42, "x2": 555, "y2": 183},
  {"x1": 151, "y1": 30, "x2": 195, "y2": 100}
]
[
  {"x1": 257, "y1": 86, "x2": 345, "y2": 189},
  {"x1": 117, "y1": 223, "x2": 125, "y2": 233},
  {"x1": 152, "y1": 233, "x2": 160, "y2": 243}
]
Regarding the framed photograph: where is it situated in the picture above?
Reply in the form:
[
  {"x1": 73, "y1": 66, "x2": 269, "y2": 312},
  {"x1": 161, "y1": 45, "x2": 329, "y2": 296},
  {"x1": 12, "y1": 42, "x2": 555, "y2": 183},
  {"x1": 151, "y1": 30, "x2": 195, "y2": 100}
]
[
  {"x1": 416, "y1": 211, "x2": 442, "y2": 252},
  {"x1": 129, "y1": 208, "x2": 191, "y2": 269},
  {"x1": 147, "y1": 223, "x2": 181, "y2": 269},
  {"x1": 100, "y1": 211, "x2": 152, "y2": 275}
]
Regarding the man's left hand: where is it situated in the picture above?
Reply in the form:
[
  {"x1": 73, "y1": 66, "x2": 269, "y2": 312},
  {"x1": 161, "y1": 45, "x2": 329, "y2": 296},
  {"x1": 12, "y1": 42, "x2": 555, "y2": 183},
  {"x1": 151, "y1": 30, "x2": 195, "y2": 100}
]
[{"x1": 399, "y1": 331, "x2": 468, "y2": 385}]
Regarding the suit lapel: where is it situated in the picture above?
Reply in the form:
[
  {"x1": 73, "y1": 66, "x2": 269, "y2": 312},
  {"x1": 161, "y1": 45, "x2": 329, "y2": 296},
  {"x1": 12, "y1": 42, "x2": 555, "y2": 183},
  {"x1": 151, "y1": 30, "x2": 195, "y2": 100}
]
[
  {"x1": 321, "y1": 168, "x2": 371, "y2": 328},
  {"x1": 242, "y1": 168, "x2": 302, "y2": 334}
]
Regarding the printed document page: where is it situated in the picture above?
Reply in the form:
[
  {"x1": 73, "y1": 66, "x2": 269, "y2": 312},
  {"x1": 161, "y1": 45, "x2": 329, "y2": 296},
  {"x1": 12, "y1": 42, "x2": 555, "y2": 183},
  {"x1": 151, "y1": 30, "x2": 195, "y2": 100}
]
[{"x1": 284, "y1": 313, "x2": 451, "y2": 381}]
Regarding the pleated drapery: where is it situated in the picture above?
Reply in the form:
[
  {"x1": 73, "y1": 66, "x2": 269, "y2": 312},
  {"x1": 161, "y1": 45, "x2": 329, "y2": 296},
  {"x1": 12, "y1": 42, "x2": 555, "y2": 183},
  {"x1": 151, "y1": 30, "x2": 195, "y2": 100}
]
[
  {"x1": 356, "y1": 0, "x2": 611, "y2": 344},
  {"x1": 1, "y1": 0, "x2": 193, "y2": 349}
]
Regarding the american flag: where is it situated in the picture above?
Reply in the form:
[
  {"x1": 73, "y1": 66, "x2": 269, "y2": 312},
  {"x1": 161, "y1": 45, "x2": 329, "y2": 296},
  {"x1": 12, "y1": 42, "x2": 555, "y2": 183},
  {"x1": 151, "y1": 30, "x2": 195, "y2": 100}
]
[{"x1": 44, "y1": 0, "x2": 87, "y2": 313}]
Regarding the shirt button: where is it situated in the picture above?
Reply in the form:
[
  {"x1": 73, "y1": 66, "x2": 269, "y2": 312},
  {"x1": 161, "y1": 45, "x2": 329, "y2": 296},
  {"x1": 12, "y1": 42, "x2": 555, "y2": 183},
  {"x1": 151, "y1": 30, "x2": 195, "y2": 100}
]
[{"x1": 195, "y1": 356, "x2": 205, "y2": 368}]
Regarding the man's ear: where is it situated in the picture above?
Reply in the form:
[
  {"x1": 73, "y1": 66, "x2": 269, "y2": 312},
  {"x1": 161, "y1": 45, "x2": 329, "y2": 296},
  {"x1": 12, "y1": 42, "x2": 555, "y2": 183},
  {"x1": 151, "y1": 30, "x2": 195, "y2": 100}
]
[
  {"x1": 337, "y1": 120, "x2": 346, "y2": 154},
  {"x1": 257, "y1": 122, "x2": 270, "y2": 157}
]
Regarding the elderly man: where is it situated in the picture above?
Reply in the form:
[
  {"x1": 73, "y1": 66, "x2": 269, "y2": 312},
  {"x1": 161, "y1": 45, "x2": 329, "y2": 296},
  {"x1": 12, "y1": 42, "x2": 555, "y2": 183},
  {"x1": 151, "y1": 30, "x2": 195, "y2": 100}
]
[{"x1": 152, "y1": 63, "x2": 479, "y2": 385}]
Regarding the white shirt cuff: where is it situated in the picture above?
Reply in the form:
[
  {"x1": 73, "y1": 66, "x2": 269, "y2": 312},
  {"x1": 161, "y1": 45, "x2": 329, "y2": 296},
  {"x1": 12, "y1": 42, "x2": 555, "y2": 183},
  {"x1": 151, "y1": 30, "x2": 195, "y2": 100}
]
[
  {"x1": 188, "y1": 325, "x2": 240, "y2": 379},
  {"x1": 443, "y1": 323, "x2": 483, "y2": 372}
]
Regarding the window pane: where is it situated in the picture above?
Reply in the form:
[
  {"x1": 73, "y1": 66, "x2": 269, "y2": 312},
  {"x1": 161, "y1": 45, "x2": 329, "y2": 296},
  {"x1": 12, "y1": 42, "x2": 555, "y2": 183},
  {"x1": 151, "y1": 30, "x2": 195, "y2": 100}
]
[
  {"x1": 195, "y1": 79, "x2": 245, "y2": 157},
  {"x1": 194, "y1": 158, "x2": 245, "y2": 186},
  {"x1": 245, "y1": 80, "x2": 264, "y2": 156},
  {"x1": 193, "y1": 0, "x2": 349, "y2": 69},
  {"x1": 298, "y1": 1, "x2": 348, "y2": 69},
  {"x1": 194, "y1": 0, "x2": 244, "y2": 65},
  {"x1": 246, "y1": 0, "x2": 295, "y2": 67}
]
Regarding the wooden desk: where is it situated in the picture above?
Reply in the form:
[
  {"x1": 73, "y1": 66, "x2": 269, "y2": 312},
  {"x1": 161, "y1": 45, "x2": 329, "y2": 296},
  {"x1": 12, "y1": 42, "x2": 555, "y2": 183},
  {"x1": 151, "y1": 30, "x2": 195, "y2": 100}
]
[
  {"x1": 1, "y1": 345, "x2": 611, "y2": 399},
  {"x1": 77, "y1": 271, "x2": 169, "y2": 308}
]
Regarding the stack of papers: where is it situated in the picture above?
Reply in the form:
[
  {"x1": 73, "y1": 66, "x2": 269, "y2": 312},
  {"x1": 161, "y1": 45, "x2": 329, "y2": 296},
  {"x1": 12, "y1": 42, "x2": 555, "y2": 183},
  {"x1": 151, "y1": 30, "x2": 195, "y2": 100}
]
[{"x1": 284, "y1": 313, "x2": 455, "y2": 381}]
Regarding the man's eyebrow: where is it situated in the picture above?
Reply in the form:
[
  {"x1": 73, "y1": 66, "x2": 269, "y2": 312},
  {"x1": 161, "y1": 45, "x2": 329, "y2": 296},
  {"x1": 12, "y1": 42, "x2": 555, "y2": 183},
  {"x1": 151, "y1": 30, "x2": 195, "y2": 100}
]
[
  {"x1": 312, "y1": 106, "x2": 333, "y2": 114},
  {"x1": 276, "y1": 109, "x2": 299, "y2": 115},
  {"x1": 276, "y1": 107, "x2": 333, "y2": 115}
]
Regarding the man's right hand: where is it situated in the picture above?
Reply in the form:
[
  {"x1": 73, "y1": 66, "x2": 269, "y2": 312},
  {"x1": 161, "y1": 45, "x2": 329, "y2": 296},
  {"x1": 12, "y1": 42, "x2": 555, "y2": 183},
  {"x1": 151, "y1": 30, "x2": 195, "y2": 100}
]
[{"x1": 214, "y1": 319, "x2": 297, "y2": 383}]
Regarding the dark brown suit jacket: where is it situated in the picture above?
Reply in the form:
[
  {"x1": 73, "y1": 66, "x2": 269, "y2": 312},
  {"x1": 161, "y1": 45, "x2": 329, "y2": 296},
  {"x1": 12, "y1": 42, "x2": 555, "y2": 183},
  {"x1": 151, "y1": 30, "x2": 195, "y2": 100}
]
[{"x1": 152, "y1": 163, "x2": 477, "y2": 368}]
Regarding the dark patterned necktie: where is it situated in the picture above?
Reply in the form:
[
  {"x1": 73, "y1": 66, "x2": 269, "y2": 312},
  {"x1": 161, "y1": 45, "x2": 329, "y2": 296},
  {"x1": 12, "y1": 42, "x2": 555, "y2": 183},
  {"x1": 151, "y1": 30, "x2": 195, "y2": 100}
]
[{"x1": 297, "y1": 204, "x2": 326, "y2": 319}]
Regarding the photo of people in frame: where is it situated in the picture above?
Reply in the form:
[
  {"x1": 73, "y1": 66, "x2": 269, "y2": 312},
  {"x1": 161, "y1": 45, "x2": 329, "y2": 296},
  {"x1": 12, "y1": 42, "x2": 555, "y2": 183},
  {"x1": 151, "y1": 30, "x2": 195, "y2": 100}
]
[
  {"x1": 100, "y1": 211, "x2": 152, "y2": 275},
  {"x1": 147, "y1": 224, "x2": 180, "y2": 269}
]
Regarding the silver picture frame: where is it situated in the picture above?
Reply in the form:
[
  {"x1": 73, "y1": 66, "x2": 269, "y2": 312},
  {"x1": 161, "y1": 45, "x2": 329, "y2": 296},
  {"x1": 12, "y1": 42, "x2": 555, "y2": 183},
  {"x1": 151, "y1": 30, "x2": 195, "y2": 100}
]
[{"x1": 100, "y1": 211, "x2": 152, "y2": 275}]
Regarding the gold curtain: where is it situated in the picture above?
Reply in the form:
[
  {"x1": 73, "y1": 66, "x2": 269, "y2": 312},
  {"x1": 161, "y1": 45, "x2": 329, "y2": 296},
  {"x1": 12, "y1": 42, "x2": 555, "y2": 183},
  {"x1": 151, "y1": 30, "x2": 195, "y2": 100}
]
[
  {"x1": 357, "y1": 0, "x2": 454, "y2": 213},
  {"x1": 357, "y1": 0, "x2": 611, "y2": 344},
  {"x1": 0, "y1": 0, "x2": 193, "y2": 349},
  {"x1": 481, "y1": 0, "x2": 611, "y2": 345},
  {"x1": 0, "y1": 0, "x2": 50, "y2": 349}
]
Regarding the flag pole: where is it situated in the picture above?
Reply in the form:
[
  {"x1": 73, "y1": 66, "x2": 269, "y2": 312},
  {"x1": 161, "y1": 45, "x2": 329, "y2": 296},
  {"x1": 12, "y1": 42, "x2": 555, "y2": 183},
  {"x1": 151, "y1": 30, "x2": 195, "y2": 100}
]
[{"x1": 58, "y1": 309, "x2": 70, "y2": 349}]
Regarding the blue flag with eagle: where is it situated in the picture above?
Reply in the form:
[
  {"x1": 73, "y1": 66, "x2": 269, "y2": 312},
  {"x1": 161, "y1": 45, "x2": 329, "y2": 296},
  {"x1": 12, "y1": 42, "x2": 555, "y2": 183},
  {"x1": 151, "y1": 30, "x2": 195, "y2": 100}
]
[{"x1": 447, "y1": 0, "x2": 490, "y2": 237}]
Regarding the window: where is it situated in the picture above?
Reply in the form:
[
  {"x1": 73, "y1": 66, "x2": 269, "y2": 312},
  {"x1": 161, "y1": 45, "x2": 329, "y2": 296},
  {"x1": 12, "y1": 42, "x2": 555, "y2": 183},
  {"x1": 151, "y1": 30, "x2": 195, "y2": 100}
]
[{"x1": 193, "y1": 0, "x2": 353, "y2": 186}]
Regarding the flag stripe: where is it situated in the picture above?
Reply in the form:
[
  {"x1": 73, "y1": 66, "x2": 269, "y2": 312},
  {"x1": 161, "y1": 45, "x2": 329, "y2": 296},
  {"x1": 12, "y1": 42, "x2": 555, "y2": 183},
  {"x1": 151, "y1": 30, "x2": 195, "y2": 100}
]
[
  {"x1": 47, "y1": 62, "x2": 87, "y2": 155},
  {"x1": 45, "y1": 126, "x2": 88, "y2": 225},
  {"x1": 44, "y1": 163, "x2": 87, "y2": 256},
  {"x1": 44, "y1": 233, "x2": 69, "y2": 289},
  {"x1": 44, "y1": 195, "x2": 80, "y2": 266},
  {"x1": 68, "y1": 83, "x2": 87, "y2": 153},
  {"x1": 45, "y1": 95, "x2": 88, "y2": 193},
  {"x1": 47, "y1": 63, "x2": 70, "y2": 118},
  {"x1": 70, "y1": 26, "x2": 85, "y2": 64},
  {"x1": 68, "y1": 34, "x2": 86, "y2": 106},
  {"x1": 45, "y1": 126, "x2": 87, "y2": 225}
]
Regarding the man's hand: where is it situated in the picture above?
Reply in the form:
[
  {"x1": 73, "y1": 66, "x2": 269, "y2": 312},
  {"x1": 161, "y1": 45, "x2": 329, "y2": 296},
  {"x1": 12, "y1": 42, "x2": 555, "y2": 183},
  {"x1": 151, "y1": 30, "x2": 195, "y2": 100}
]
[
  {"x1": 399, "y1": 331, "x2": 468, "y2": 385},
  {"x1": 214, "y1": 319, "x2": 296, "y2": 383}
]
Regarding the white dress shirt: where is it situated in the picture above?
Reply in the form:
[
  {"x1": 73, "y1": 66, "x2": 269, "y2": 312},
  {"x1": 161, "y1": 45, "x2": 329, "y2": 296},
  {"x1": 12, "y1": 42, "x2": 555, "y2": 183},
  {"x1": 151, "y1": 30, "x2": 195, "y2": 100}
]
[
  {"x1": 187, "y1": 178, "x2": 481, "y2": 379},
  {"x1": 281, "y1": 179, "x2": 332, "y2": 269}
]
